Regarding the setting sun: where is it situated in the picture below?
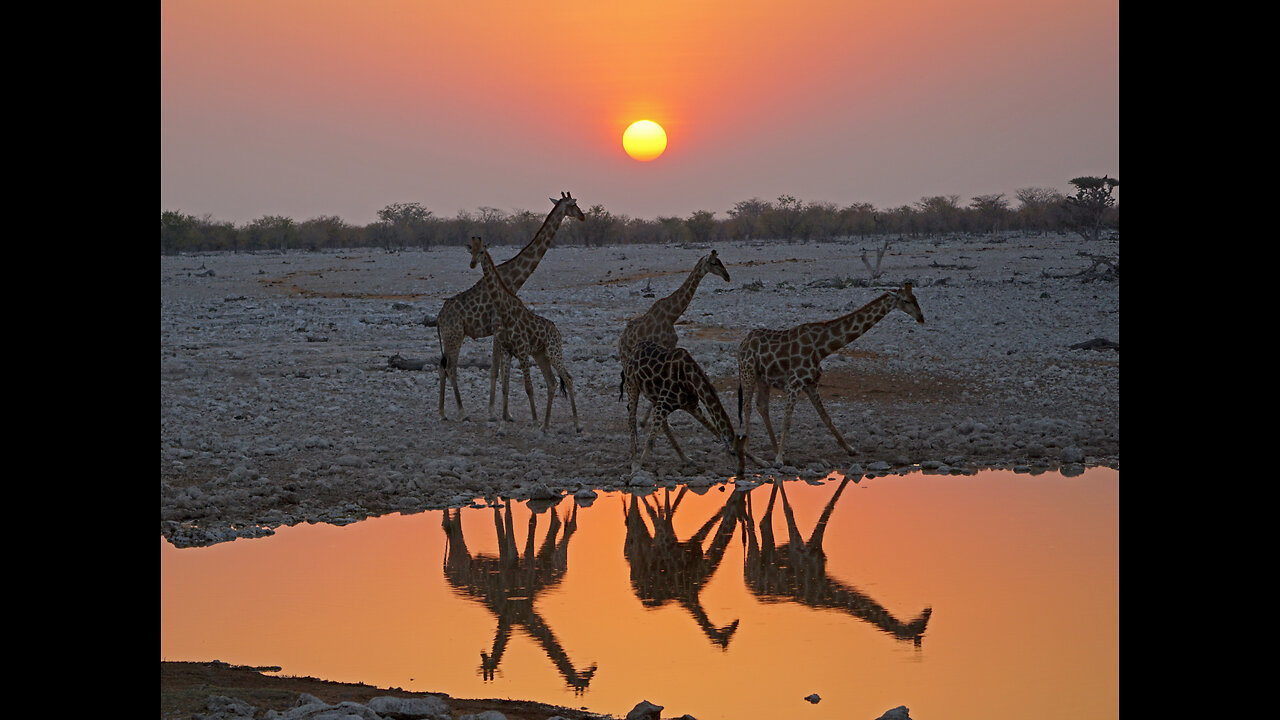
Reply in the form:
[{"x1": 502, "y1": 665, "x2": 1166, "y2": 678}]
[{"x1": 622, "y1": 120, "x2": 667, "y2": 161}]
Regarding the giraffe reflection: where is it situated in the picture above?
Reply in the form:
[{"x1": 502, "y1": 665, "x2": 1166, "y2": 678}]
[
  {"x1": 740, "y1": 478, "x2": 933, "y2": 644},
  {"x1": 623, "y1": 487, "x2": 746, "y2": 648},
  {"x1": 441, "y1": 500, "x2": 598, "y2": 692}
]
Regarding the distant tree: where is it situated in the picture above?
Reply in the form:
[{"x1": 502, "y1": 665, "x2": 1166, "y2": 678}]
[
  {"x1": 655, "y1": 216, "x2": 690, "y2": 244},
  {"x1": 800, "y1": 201, "x2": 840, "y2": 241},
  {"x1": 685, "y1": 210, "x2": 718, "y2": 244},
  {"x1": 884, "y1": 205, "x2": 920, "y2": 237},
  {"x1": 726, "y1": 197, "x2": 770, "y2": 241},
  {"x1": 839, "y1": 202, "x2": 878, "y2": 239},
  {"x1": 1014, "y1": 187, "x2": 1066, "y2": 234},
  {"x1": 764, "y1": 194, "x2": 803, "y2": 242},
  {"x1": 577, "y1": 204, "x2": 623, "y2": 247},
  {"x1": 969, "y1": 194, "x2": 1010, "y2": 238},
  {"x1": 377, "y1": 202, "x2": 435, "y2": 248},
  {"x1": 1063, "y1": 176, "x2": 1120, "y2": 243},
  {"x1": 509, "y1": 209, "x2": 541, "y2": 243},
  {"x1": 244, "y1": 215, "x2": 297, "y2": 251},
  {"x1": 298, "y1": 216, "x2": 355, "y2": 250},
  {"x1": 475, "y1": 206, "x2": 510, "y2": 245},
  {"x1": 377, "y1": 202, "x2": 432, "y2": 227},
  {"x1": 161, "y1": 210, "x2": 197, "y2": 254},
  {"x1": 914, "y1": 195, "x2": 961, "y2": 237}
]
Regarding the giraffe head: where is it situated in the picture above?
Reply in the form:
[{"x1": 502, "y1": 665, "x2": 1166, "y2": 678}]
[
  {"x1": 551, "y1": 191, "x2": 587, "y2": 222},
  {"x1": 700, "y1": 250, "x2": 731, "y2": 283},
  {"x1": 733, "y1": 433, "x2": 748, "y2": 478},
  {"x1": 467, "y1": 236, "x2": 487, "y2": 269},
  {"x1": 891, "y1": 282, "x2": 925, "y2": 324}
]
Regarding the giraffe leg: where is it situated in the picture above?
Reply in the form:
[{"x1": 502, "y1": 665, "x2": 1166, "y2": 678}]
[
  {"x1": 635, "y1": 407, "x2": 670, "y2": 474},
  {"x1": 439, "y1": 330, "x2": 466, "y2": 421},
  {"x1": 804, "y1": 385, "x2": 856, "y2": 456},
  {"x1": 661, "y1": 419, "x2": 692, "y2": 466},
  {"x1": 686, "y1": 405, "x2": 720, "y2": 439},
  {"x1": 534, "y1": 353, "x2": 556, "y2": 432},
  {"x1": 501, "y1": 353, "x2": 514, "y2": 421},
  {"x1": 488, "y1": 337, "x2": 508, "y2": 421},
  {"x1": 519, "y1": 359, "x2": 538, "y2": 427},
  {"x1": 738, "y1": 365, "x2": 757, "y2": 457},
  {"x1": 554, "y1": 360, "x2": 581, "y2": 434},
  {"x1": 756, "y1": 381, "x2": 780, "y2": 456},
  {"x1": 499, "y1": 352, "x2": 517, "y2": 422},
  {"x1": 774, "y1": 389, "x2": 800, "y2": 467},
  {"x1": 627, "y1": 384, "x2": 641, "y2": 471}
]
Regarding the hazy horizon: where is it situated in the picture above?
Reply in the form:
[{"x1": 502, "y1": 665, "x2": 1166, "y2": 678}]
[{"x1": 161, "y1": 0, "x2": 1119, "y2": 227}]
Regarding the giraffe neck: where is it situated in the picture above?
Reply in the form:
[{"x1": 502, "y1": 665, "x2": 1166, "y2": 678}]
[
  {"x1": 816, "y1": 294, "x2": 896, "y2": 358},
  {"x1": 498, "y1": 203, "x2": 569, "y2": 292},
  {"x1": 649, "y1": 262, "x2": 709, "y2": 324},
  {"x1": 689, "y1": 361, "x2": 735, "y2": 440},
  {"x1": 479, "y1": 249, "x2": 523, "y2": 317}
]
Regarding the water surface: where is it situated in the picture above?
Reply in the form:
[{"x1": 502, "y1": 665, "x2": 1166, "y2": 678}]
[{"x1": 161, "y1": 468, "x2": 1118, "y2": 719}]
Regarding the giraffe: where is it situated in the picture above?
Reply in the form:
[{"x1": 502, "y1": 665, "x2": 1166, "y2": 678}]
[
  {"x1": 468, "y1": 237, "x2": 580, "y2": 433},
  {"x1": 623, "y1": 340, "x2": 757, "y2": 474},
  {"x1": 436, "y1": 192, "x2": 585, "y2": 421},
  {"x1": 617, "y1": 250, "x2": 731, "y2": 409},
  {"x1": 623, "y1": 487, "x2": 748, "y2": 648},
  {"x1": 740, "y1": 477, "x2": 933, "y2": 644},
  {"x1": 737, "y1": 283, "x2": 925, "y2": 466},
  {"x1": 442, "y1": 500, "x2": 598, "y2": 691}
]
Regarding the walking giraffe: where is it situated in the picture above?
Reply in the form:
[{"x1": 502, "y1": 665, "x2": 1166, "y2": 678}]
[
  {"x1": 624, "y1": 340, "x2": 755, "y2": 474},
  {"x1": 617, "y1": 250, "x2": 731, "y2": 419},
  {"x1": 737, "y1": 284, "x2": 925, "y2": 466},
  {"x1": 468, "y1": 237, "x2": 580, "y2": 433},
  {"x1": 436, "y1": 192, "x2": 584, "y2": 421}
]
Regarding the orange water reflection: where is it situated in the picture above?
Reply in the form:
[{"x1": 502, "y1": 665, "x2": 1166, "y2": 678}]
[{"x1": 160, "y1": 468, "x2": 1119, "y2": 720}]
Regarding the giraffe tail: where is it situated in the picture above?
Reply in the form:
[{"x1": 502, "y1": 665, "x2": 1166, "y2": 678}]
[
  {"x1": 436, "y1": 325, "x2": 448, "y2": 370},
  {"x1": 559, "y1": 375, "x2": 569, "y2": 398},
  {"x1": 737, "y1": 383, "x2": 743, "y2": 425},
  {"x1": 617, "y1": 370, "x2": 625, "y2": 401}
]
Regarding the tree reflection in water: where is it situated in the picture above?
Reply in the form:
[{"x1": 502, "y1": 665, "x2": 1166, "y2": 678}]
[
  {"x1": 441, "y1": 499, "x2": 598, "y2": 692},
  {"x1": 623, "y1": 487, "x2": 747, "y2": 648},
  {"x1": 740, "y1": 477, "x2": 933, "y2": 644}
]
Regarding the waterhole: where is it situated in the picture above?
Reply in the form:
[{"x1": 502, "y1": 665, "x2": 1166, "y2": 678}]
[{"x1": 161, "y1": 468, "x2": 1118, "y2": 720}]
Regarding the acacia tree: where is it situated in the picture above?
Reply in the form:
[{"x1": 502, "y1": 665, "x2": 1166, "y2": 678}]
[
  {"x1": 969, "y1": 194, "x2": 1010, "y2": 238},
  {"x1": 726, "y1": 197, "x2": 769, "y2": 241},
  {"x1": 161, "y1": 210, "x2": 197, "y2": 254},
  {"x1": 377, "y1": 202, "x2": 434, "y2": 248},
  {"x1": 764, "y1": 194, "x2": 803, "y2": 242},
  {"x1": 1014, "y1": 187, "x2": 1065, "y2": 234},
  {"x1": 915, "y1": 196, "x2": 961, "y2": 237},
  {"x1": 575, "y1": 204, "x2": 624, "y2": 246},
  {"x1": 244, "y1": 215, "x2": 297, "y2": 251},
  {"x1": 1063, "y1": 176, "x2": 1119, "y2": 243},
  {"x1": 685, "y1": 210, "x2": 717, "y2": 244}
]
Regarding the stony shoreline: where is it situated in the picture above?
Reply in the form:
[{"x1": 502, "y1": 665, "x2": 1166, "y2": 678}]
[{"x1": 161, "y1": 233, "x2": 1118, "y2": 548}]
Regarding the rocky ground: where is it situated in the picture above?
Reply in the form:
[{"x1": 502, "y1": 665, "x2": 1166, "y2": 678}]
[
  {"x1": 162, "y1": 661, "x2": 914, "y2": 720},
  {"x1": 160, "y1": 233, "x2": 1118, "y2": 548}
]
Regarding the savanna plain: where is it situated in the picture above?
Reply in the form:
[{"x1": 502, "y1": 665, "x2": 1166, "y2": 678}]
[{"x1": 160, "y1": 231, "x2": 1118, "y2": 718}]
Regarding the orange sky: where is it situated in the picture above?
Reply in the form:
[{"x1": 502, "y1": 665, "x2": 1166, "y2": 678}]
[{"x1": 161, "y1": 0, "x2": 1119, "y2": 224}]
